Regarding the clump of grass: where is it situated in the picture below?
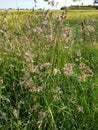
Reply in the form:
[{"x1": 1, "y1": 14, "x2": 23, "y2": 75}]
[{"x1": 0, "y1": 9, "x2": 98, "y2": 130}]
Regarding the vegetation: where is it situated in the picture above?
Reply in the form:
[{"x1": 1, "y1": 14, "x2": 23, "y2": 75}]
[
  {"x1": 0, "y1": 9, "x2": 98, "y2": 130},
  {"x1": 61, "y1": 5, "x2": 98, "y2": 10}
]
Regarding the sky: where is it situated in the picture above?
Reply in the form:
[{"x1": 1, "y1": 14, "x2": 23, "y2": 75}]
[{"x1": 0, "y1": 0, "x2": 96, "y2": 9}]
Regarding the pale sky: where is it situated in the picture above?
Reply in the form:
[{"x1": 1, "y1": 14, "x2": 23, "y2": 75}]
[{"x1": 0, "y1": 0, "x2": 95, "y2": 9}]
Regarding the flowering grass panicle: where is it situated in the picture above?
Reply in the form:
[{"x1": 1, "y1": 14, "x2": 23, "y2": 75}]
[{"x1": 63, "y1": 63, "x2": 75, "y2": 76}]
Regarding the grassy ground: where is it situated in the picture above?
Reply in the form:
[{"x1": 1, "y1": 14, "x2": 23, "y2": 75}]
[{"x1": 0, "y1": 10, "x2": 98, "y2": 130}]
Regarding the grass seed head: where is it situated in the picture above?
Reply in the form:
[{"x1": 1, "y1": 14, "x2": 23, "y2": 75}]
[
  {"x1": 53, "y1": 68, "x2": 60, "y2": 76},
  {"x1": 84, "y1": 68, "x2": 94, "y2": 77},
  {"x1": 12, "y1": 109, "x2": 19, "y2": 119},
  {"x1": 79, "y1": 63, "x2": 86, "y2": 69},
  {"x1": 63, "y1": 63, "x2": 75, "y2": 76},
  {"x1": 77, "y1": 50, "x2": 81, "y2": 57},
  {"x1": 78, "y1": 73, "x2": 87, "y2": 82},
  {"x1": 77, "y1": 105, "x2": 84, "y2": 113}
]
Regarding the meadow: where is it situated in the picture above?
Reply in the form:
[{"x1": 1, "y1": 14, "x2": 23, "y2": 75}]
[{"x1": 0, "y1": 9, "x2": 98, "y2": 130}]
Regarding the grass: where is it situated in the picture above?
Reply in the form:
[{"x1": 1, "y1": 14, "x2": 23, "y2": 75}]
[{"x1": 0, "y1": 9, "x2": 98, "y2": 130}]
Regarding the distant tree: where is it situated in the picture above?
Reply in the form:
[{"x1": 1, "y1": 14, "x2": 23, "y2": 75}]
[{"x1": 61, "y1": 6, "x2": 67, "y2": 10}]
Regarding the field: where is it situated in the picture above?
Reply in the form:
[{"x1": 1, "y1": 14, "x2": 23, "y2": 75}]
[{"x1": 0, "y1": 10, "x2": 98, "y2": 130}]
